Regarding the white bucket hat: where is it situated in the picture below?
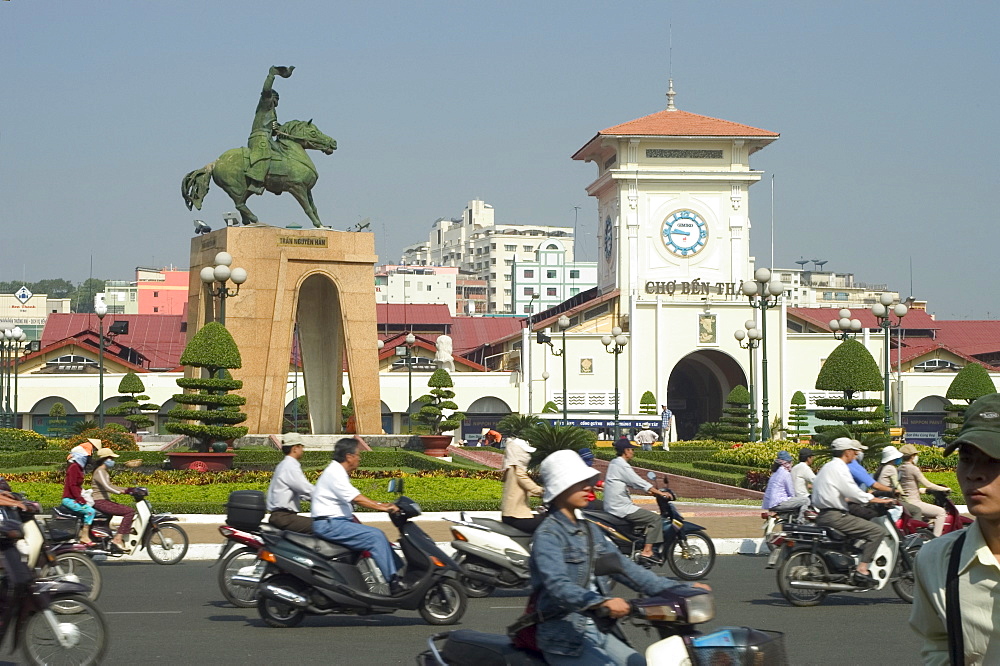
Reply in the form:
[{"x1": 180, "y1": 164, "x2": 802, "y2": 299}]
[
  {"x1": 880, "y1": 445, "x2": 903, "y2": 464},
  {"x1": 540, "y1": 449, "x2": 600, "y2": 503},
  {"x1": 502, "y1": 437, "x2": 536, "y2": 470}
]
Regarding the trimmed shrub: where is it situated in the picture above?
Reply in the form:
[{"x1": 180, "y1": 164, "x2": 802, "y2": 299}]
[
  {"x1": 943, "y1": 364, "x2": 996, "y2": 443},
  {"x1": 66, "y1": 427, "x2": 139, "y2": 452},
  {"x1": 788, "y1": 391, "x2": 809, "y2": 440},
  {"x1": 814, "y1": 339, "x2": 886, "y2": 442},
  {"x1": 639, "y1": 391, "x2": 657, "y2": 415},
  {"x1": 0, "y1": 428, "x2": 47, "y2": 452},
  {"x1": 718, "y1": 385, "x2": 753, "y2": 442},
  {"x1": 106, "y1": 372, "x2": 160, "y2": 433},
  {"x1": 411, "y1": 368, "x2": 466, "y2": 435},
  {"x1": 48, "y1": 402, "x2": 68, "y2": 438}
]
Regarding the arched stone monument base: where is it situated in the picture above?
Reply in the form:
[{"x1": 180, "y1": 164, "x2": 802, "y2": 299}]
[{"x1": 186, "y1": 226, "x2": 380, "y2": 435}]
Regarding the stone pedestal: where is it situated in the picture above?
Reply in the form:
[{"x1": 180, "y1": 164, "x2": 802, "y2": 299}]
[{"x1": 186, "y1": 226, "x2": 380, "y2": 435}]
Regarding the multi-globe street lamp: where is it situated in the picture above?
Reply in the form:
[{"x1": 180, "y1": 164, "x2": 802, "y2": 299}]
[
  {"x1": 601, "y1": 326, "x2": 628, "y2": 439},
  {"x1": 734, "y1": 320, "x2": 762, "y2": 441},
  {"x1": 828, "y1": 309, "x2": 863, "y2": 341},
  {"x1": 1, "y1": 327, "x2": 28, "y2": 428},
  {"x1": 741, "y1": 268, "x2": 785, "y2": 440},
  {"x1": 200, "y1": 251, "x2": 248, "y2": 326},
  {"x1": 871, "y1": 294, "x2": 908, "y2": 434},
  {"x1": 95, "y1": 302, "x2": 108, "y2": 427},
  {"x1": 536, "y1": 315, "x2": 571, "y2": 424},
  {"x1": 392, "y1": 333, "x2": 417, "y2": 433}
]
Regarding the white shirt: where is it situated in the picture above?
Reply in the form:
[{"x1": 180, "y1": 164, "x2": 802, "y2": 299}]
[
  {"x1": 310, "y1": 461, "x2": 361, "y2": 519},
  {"x1": 604, "y1": 456, "x2": 653, "y2": 518},
  {"x1": 790, "y1": 461, "x2": 816, "y2": 499},
  {"x1": 634, "y1": 429, "x2": 658, "y2": 445},
  {"x1": 910, "y1": 520, "x2": 1000, "y2": 665},
  {"x1": 811, "y1": 457, "x2": 873, "y2": 511},
  {"x1": 266, "y1": 456, "x2": 314, "y2": 512}
]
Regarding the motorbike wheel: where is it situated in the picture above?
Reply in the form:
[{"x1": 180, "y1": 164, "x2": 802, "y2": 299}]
[
  {"x1": 146, "y1": 524, "x2": 189, "y2": 564},
  {"x1": 21, "y1": 594, "x2": 108, "y2": 666},
  {"x1": 453, "y1": 554, "x2": 497, "y2": 598},
  {"x1": 419, "y1": 579, "x2": 467, "y2": 625},
  {"x1": 38, "y1": 553, "x2": 102, "y2": 614},
  {"x1": 257, "y1": 574, "x2": 308, "y2": 628},
  {"x1": 665, "y1": 531, "x2": 716, "y2": 580},
  {"x1": 778, "y1": 550, "x2": 829, "y2": 607},
  {"x1": 219, "y1": 546, "x2": 261, "y2": 608},
  {"x1": 892, "y1": 543, "x2": 922, "y2": 603}
]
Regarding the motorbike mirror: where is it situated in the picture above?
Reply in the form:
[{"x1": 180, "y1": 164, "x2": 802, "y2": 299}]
[
  {"x1": 593, "y1": 552, "x2": 625, "y2": 577},
  {"x1": 387, "y1": 478, "x2": 404, "y2": 494},
  {"x1": 646, "y1": 471, "x2": 657, "y2": 481}
]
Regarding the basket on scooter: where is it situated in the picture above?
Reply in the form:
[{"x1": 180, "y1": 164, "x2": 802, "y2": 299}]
[{"x1": 687, "y1": 627, "x2": 788, "y2": 666}]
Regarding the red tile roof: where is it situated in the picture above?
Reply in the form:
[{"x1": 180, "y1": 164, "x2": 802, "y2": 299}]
[
  {"x1": 788, "y1": 307, "x2": 939, "y2": 332},
  {"x1": 375, "y1": 304, "x2": 453, "y2": 326},
  {"x1": 930, "y1": 321, "x2": 1000, "y2": 357},
  {"x1": 892, "y1": 338, "x2": 998, "y2": 371},
  {"x1": 448, "y1": 317, "x2": 524, "y2": 357},
  {"x1": 599, "y1": 109, "x2": 779, "y2": 138},
  {"x1": 42, "y1": 314, "x2": 187, "y2": 371}
]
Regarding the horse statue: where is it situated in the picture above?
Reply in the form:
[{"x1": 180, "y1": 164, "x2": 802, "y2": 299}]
[{"x1": 182, "y1": 119, "x2": 336, "y2": 228}]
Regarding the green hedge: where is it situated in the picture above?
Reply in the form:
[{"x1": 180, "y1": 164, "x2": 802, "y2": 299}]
[
  {"x1": 0, "y1": 429, "x2": 48, "y2": 452},
  {"x1": 620, "y1": 458, "x2": 747, "y2": 488},
  {"x1": 593, "y1": 449, "x2": 716, "y2": 464},
  {"x1": 693, "y1": 461, "x2": 764, "y2": 476}
]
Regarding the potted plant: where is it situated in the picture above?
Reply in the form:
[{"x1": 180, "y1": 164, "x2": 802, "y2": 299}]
[
  {"x1": 164, "y1": 322, "x2": 248, "y2": 470},
  {"x1": 411, "y1": 368, "x2": 466, "y2": 457}
]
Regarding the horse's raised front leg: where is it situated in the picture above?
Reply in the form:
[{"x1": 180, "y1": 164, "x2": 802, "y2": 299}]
[{"x1": 289, "y1": 185, "x2": 324, "y2": 228}]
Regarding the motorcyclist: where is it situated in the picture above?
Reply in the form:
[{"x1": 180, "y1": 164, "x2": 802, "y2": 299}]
[
  {"x1": 311, "y1": 437, "x2": 405, "y2": 593},
  {"x1": 762, "y1": 450, "x2": 810, "y2": 519},
  {"x1": 500, "y1": 437, "x2": 544, "y2": 533},
  {"x1": 811, "y1": 438, "x2": 894, "y2": 584},
  {"x1": 266, "y1": 432, "x2": 315, "y2": 533},
  {"x1": 604, "y1": 439, "x2": 672, "y2": 564},
  {"x1": 0, "y1": 478, "x2": 32, "y2": 630},
  {"x1": 528, "y1": 450, "x2": 706, "y2": 665},
  {"x1": 62, "y1": 438, "x2": 99, "y2": 545},
  {"x1": 875, "y1": 445, "x2": 925, "y2": 523},
  {"x1": 90, "y1": 447, "x2": 138, "y2": 552}
]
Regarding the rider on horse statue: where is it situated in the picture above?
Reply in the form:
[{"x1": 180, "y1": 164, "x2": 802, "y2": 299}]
[{"x1": 248, "y1": 66, "x2": 295, "y2": 195}]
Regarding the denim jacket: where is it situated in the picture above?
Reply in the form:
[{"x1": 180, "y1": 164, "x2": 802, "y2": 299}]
[{"x1": 528, "y1": 509, "x2": 686, "y2": 657}]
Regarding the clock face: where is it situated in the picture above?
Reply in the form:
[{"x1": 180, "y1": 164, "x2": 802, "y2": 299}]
[
  {"x1": 603, "y1": 216, "x2": 614, "y2": 260},
  {"x1": 661, "y1": 210, "x2": 708, "y2": 257}
]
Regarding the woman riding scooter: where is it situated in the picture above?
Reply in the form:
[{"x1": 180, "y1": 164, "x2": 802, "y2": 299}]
[
  {"x1": 528, "y1": 450, "x2": 706, "y2": 665},
  {"x1": 91, "y1": 447, "x2": 137, "y2": 553},
  {"x1": 500, "y1": 437, "x2": 544, "y2": 534},
  {"x1": 62, "y1": 439, "x2": 99, "y2": 546}
]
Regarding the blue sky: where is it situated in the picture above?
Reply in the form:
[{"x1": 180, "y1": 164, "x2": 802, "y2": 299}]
[{"x1": 2, "y1": 1, "x2": 996, "y2": 317}]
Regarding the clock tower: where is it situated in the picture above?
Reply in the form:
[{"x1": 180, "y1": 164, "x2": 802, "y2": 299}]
[{"x1": 572, "y1": 82, "x2": 779, "y2": 305}]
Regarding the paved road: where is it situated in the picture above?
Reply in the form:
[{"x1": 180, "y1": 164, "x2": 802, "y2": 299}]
[{"x1": 30, "y1": 554, "x2": 920, "y2": 666}]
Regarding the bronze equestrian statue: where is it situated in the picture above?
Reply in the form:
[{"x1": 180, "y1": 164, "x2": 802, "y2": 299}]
[{"x1": 182, "y1": 66, "x2": 337, "y2": 228}]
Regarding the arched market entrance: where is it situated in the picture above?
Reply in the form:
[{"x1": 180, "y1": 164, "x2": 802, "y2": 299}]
[{"x1": 667, "y1": 350, "x2": 747, "y2": 440}]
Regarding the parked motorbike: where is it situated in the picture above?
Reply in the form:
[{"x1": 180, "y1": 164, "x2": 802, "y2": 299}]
[
  {"x1": 446, "y1": 512, "x2": 533, "y2": 598},
  {"x1": 52, "y1": 486, "x2": 189, "y2": 564},
  {"x1": 768, "y1": 501, "x2": 923, "y2": 605},
  {"x1": 254, "y1": 483, "x2": 467, "y2": 628},
  {"x1": 1, "y1": 510, "x2": 109, "y2": 665},
  {"x1": 584, "y1": 473, "x2": 715, "y2": 580},
  {"x1": 418, "y1": 556, "x2": 787, "y2": 665}
]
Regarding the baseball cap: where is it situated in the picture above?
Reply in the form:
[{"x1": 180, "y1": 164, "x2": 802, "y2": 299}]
[
  {"x1": 830, "y1": 437, "x2": 867, "y2": 452},
  {"x1": 798, "y1": 447, "x2": 816, "y2": 459},
  {"x1": 614, "y1": 439, "x2": 638, "y2": 454},
  {"x1": 944, "y1": 392, "x2": 1000, "y2": 456}
]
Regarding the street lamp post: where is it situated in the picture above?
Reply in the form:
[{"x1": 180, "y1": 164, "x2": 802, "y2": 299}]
[
  {"x1": 536, "y1": 315, "x2": 571, "y2": 424},
  {"x1": 828, "y1": 309, "x2": 863, "y2": 341},
  {"x1": 95, "y1": 302, "x2": 108, "y2": 427},
  {"x1": 734, "y1": 321, "x2": 762, "y2": 441},
  {"x1": 871, "y1": 294, "x2": 908, "y2": 435},
  {"x1": 0, "y1": 328, "x2": 25, "y2": 428},
  {"x1": 601, "y1": 326, "x2": 628, "y2": 439},
  {"x1": 10, "y1": 328, "x2": 28, "y2": 429},
  {"x1": 200, "y1": 251, "x2": 249, "y2": 326},
  {"x1": 395, "y1": 333, "x2": 416, "y2": 433},
  {"x1": 741, "y1": 268, "x2": 785, "y2": 440}
]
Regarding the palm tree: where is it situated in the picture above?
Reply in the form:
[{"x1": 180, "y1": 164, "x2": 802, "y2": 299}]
[{"x1": 523, "y1": 423, "x2": 596, "y2": 469}]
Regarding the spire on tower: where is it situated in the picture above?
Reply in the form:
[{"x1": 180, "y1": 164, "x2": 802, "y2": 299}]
[{"x1": 666, "y1": 78, "x2": 677, "y2": 111}]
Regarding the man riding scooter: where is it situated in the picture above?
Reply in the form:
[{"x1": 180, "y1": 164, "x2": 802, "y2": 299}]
[
  {"x1": 311, "y1": 437, "x2": 407, "y2": 593},
  {"x1": 604, "y1": 439, "x2": 673, "y2": 565}
]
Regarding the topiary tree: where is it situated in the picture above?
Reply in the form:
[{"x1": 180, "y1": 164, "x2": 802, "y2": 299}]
[
  {"x1": 47, "y1": 402, "x2": 68, "y2": 438},
  {"x1": 814, "y1": 338, "x2": 886, "y2": 447},
  {"x1": 165, "y1": 322, "x2": 248, "y2": 453},
  {"x1": 639, "y1": 391, "x2": 657, "y2": 415},
  {"x1": 411, "y1": 368, "x2": 466, "y2": 436},
  {"x1": 943, "y1": 363, "x2": 997, "y2": 443},
  {"x1": 788, "y1": 391, "x2": 810, "y2": 441},
  {"x1": 106, "y1": 372, "x2": 161, "y2": 433},
  {"x1": 718, "y1": 385, "x2": 753, "y2": 442}
]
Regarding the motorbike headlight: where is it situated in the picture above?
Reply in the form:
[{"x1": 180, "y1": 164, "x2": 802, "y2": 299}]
[
  {"x1": 639, "y1": 604, "x2": 679, "y2": 622},
  {"x1": 684, "y1": 593, "x2": 715, "y2": 624}
]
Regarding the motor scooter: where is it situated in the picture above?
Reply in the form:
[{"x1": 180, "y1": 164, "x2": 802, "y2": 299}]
[
  {"x1": 52, "y1": 487, "x2": 189, "y2": 564},
  {"x1": 254, "y1": 483, "x2": 467, "y2": 628},
  {"x1": 583, "y1": 472, "x2": 715, "y2": 580},
  {"x1": 927, "y1": 488, "x2": 973, "y2": 534},
  {"x1": 446, "y1": 512, "x2": 533, "y2": 598},
  {"x1": 216, "y1": 523, "x2": 270, "y2": 608},
  {"x1": 418, "y1": 555, "x2": 787, "y2": 665},
  {"x1": 768, "y1": 501, "x2": 924, "y2": 605}
]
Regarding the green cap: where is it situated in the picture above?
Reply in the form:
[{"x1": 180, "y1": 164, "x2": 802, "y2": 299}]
[{"x1": 944, "y1": 392, "x2": 1000, "y2": 456}]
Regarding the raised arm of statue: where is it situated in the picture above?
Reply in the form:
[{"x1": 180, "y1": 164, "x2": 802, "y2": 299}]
[{"x1": 253, "y1": 66, "x2": 295, "y2": 133}]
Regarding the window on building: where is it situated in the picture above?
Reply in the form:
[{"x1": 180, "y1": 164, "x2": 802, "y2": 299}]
[
  {"x1": 547, "y1": 287, "x2": 557, "y2": 296},
  {"x1": 153, "y1": 307, "x2": 159, "y2": 313},
  {"x1": 505, "y1": 244, "x2": 516, "y2": 252},
  {"x1": 504, "y1": 274, "x2": 510, "y2": 281},
  {"x1": 491, "y1": 243, "x2": 496, "y2": 250},
  {"x1": 446, "y1": 282, "x2": 451, "y2": 288},
  {"x1": 491, "y1": 258, "x2": 496, "y2": 265},
  {"x1": 524, "y1": 305, "x2": 532, "y2": 313},
  {"x1": 914, "y1": 359, "x2": 962, "y2": 372},
  {"x1": 504, "y1": 289, "x2": 512, "y2": 296},
  {"x1": 490, "y1": 287, "x2": 497, "y2": 294},
  {"x1": 546, "y1": 270, "x2": 556, "y2": 278},
  {"x1": 570, "y1": 270, "x2": 580, "y2": 279},
  {"x1": 405, "y1": 281, "x2": 411, "y2": 288},
  {"x1": 524, "y1": 270, "x2": 534, "y2": 278},
  {"x1": 153, "y1": 291, "x2": 159, "y2": 298},
  {"x1": 523, "y1": 245, "x2": 533, "y2": 252},
  {"x1": 524, "y1": 287, "x2": 534, "y2": 295},
  {"x1": 547, "y1": 243, "x2": 557, "y2": 249},
  {"x1": 129, "y1": 292, "x2": 136, "y2": 301},
  {"x1": 505, "y1": 259, "x2": 513, "y2": 266},
  {"x1": 571, "y1": 288, "x2": 580, "y2": 295},
  {"x1": 491, "y1": 273, "x2": 497, "y2": 280},
  {"x1": 427, "y1": 285, "x2": 432, "y2": 292}
]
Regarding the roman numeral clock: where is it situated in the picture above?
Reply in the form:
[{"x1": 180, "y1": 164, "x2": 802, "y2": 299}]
[{"x1": 661, "y1": 209, "x2": 707, "y2": 257}]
